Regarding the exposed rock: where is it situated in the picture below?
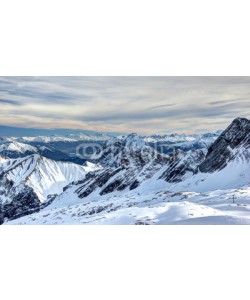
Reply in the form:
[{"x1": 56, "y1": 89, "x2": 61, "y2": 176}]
[
  {"x1": 199, "y1": 118, "x2": 250, "y2": 173},
  {"x1": 74, "y1": 134, "x2": 169, "y2": 198},
  {"x1": 160, "y1": 149, "x2": 206, "y2": 183}
]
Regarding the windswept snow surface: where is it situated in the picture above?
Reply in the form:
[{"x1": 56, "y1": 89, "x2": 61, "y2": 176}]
[{"x1": 7, "y1": 187, "x2": 250, "y2": 225}]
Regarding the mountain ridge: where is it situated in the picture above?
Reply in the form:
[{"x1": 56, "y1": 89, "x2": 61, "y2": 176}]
[{"x1": 1, "y1": 117, "x2": 250, "y2": 224}]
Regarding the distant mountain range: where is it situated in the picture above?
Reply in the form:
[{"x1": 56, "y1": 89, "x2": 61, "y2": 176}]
[{"x1": 0, "y1": 129, "x2": 222, "y2": 165}]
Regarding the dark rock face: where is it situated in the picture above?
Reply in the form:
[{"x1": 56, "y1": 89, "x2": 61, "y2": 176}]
[
  {"x1": 71, "y1": 118, "x2": 250, "y2": 199},
  {"x1": 73, "y1": 134, "x2": 169, "y2": 198},
  {"x1": 199, "y1": 118, "x2": 250, "y2": 173},
  {"x1": 0, "y1": 180, "x2": 41, "y2": 224},
  {"x1": 0, "y1": 150, "x2": 35, "y2": 159},
  {"x1": 76, "y1": 167, "x2": 124, "y2": 198},
  {"x1": 94, "y1": 133, "x2": 167, "y2": 168},
  {"x1": 75, "y1": 153, "x2": 168, "y2": 198},
  {"x1": 160, "y1": 149, "x2": 206, "y2": 183}
]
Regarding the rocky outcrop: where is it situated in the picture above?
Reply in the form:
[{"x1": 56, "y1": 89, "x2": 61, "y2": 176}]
[
  {"x1": 199, "y1": 118, "x2": 250, "y2": 173},
  {"x1": 160, "y1": 149, "x2": 206, "y2": 183},
  {"x1": 0, "y1": 178, "x2": 41, "y2": 224},
  {"x1": 0, "y1": 154, "x2": 98, "y2": 223},
  {"x1": 73, "y1": 134, "x2": 169, "y2": 198}
]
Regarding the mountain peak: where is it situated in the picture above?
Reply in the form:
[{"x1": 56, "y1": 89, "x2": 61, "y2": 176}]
[
  {"x1": 220, "y1": 117, "x2": 250, "y2": 146},
  {"x1": 125, "y1": 133, "x2": 145, "y2": 151},
  {"x1": 233, "y1": 117, "x2": 250, "y2": 123},
  {"x1": 199, "y1": 117, "x2": 250, "y2": 173},
  {"x1": 0, "y1": 141, "x2": 38, "y2": 154}
]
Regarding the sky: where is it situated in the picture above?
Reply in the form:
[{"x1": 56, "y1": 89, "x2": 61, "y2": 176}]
[{"x1": 0, "y1": 76, "x2": 249, "y2": 135}]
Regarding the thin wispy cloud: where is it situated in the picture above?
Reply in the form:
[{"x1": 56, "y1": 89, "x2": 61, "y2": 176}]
[{"x1": 0, "y1": 76, "x2": 249, "y2": 134}]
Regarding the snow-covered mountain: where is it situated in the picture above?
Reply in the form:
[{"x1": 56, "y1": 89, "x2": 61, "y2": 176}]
[
  {"x1": 0, "y1": 155, "x2": 101, "y2": 223},
  {"x1": 72, "y1": 133, "x2": 169, "y2": 197},
  {"x1": 5, "y1": 131, "x2": 221, "y2": 144},
  {"x1": 0, "y1": 140, "x2": 86, "y2": 164},
  {"x1": 6, "y1": 133, "x2": 114, "y2": 143},
  {"x1": 4, "y1": 130, "x2": 221, "y2": 153},
  {"x1": 144, "y1": 132, "x2": 221, "y2": 155},
  {"x1": 0, "y1": 141, "x2": 38, "y2": 157},
  {"x1": 2, "y1": 117, "x2": 250, "y2": 225},
  {"x1": 144, "y1": 131, "x2": 222, "y2": 144},
  {"x1": 1, "y1": 130, "x2": 221, "y2": 167},
  {"x1": 49, "y1": 133, "x2": 212, "y2": 204},
  {"x1": 199, "y1": 117, "x2": 250, "y2": 173},
  {"x1": 159, "y1": 149, "x2": 206, "y2": 183}
]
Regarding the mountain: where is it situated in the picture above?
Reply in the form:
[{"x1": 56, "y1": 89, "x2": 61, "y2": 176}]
[
  {"x1": 35, "y1": 118, "x2": 250, "y2": 213},
  {"x1": 159, "y1": 149, "x2": 206, "y2": 183},
  {"x1": 143, "y1": 132, "x2": 220, "y2": 143},
  {"x1": 74, "y1": 133, "x2": 168, "y2": 197},
  {"x1": 50, "y1": 133, "x2": 211, "y2": 204},
  {"x1": 144, "y1": 132, "x2": 220, "y2": 155},
  {"x1": 199, "y1": 117, "x2": 250, "y2": 173},
  {"x1": 0, "y1": 155, "x2": 101, "y2": 223},
  {"x1": 3, "y1": 130, "x2": 221, "y2": 154},
  {"x1": 0, "y1": 141, "x2": 38, "y2": 158},
  {"x1": 0, "y1": 137, "x2": 7, "y2": 143},
  {"x1": 46, "y1": 133, "x2": 169, "y2": 211},
  {"x1": 1, "y1": 130, "x2": 221, "y2": 167},
  {"x1": 0, "y1": 140, "x2": 86, "y2": 164},
  {"x1": 8, "y1": 133, "x2": 113, "y2": 143},
  {"x1": 2, "y1": 117, "x2": 250, "y2": 225}
]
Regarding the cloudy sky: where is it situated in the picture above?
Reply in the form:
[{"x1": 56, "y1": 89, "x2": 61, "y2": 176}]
[{"x1": 0, "y1": 76, "x2": 249, "y2": 135}]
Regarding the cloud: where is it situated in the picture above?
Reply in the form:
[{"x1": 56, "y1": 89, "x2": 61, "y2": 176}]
[
  {"x1": 0, "y1": 99, "x2": 22, "y2": 106},
  {"x1": 0, "y1": 76, "x2": 250, "y2": 134},
  {"x1": 151, "y1": 103, "x2": 176, "y2": 109}
]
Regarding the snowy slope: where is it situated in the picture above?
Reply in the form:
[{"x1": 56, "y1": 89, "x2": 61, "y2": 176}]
[
  {"x1": 0, "y1": 155, "x2": 8, "y2": 163},
  {"x1": 8, "y1": 186, "x2": 250, "y2": 225},
  {"x1": 0, "y1": 141, "x2": 38, "y2": 155},
  {"x1": 0, "y1": 154, "x2": 101, "y2": 202},
  {"x1": 0, "y1": 154, "x2": 101, "y2": 223},
  {"x1": 31, "y1": 119, "x2": 248, "y2": 214}
]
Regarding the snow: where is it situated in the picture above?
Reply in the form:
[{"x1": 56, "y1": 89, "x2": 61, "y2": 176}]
[
  {"x1": 3, "y1": 118, "x2": 250, "y2": 225},
  {"x1": 0, "y1": 141, "x2": 38, "y2": 153},
  {"x1": 0, "y1": 155, "x2": 8, "y2": 163},
  {"x1": 143, "y1": 132, "x2": 219, "y2": 144},
  {"x1": 171, "y1": 157, "x2": 250, "y2": 193},
  {"x1": 6, "y1": 133, "x2": 113, "y2": 143},
  {"x1": 5, "y1": 130, "x2": 220, "y2": 146},
  {"x1": 7, "y1": 186, "x2": 250, "y2": 225},
  {"x1": 6, "y1": 140, "x2": 250, "y2": 225},
  {"x1": 0, "y1": 155, "x2": 101, "y2": 203}
]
